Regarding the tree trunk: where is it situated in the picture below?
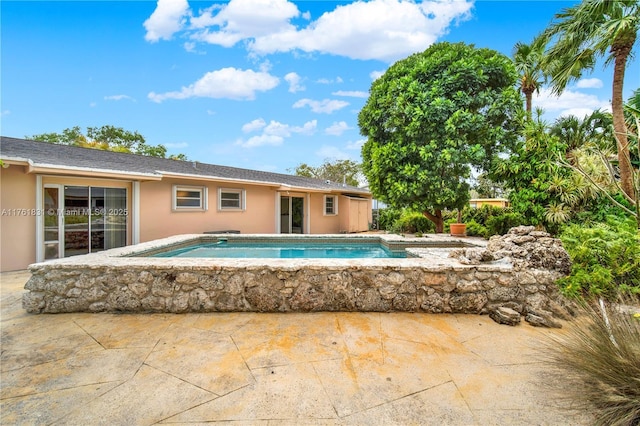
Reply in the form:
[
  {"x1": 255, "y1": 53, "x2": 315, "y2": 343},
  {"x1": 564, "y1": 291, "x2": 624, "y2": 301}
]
[
  {"x1": 523, "y1": 88, "x2": 533, "y2": 119},
  {"x1": 423, "y1": 209, "x2": 444, "y2": 233},
  {"x1": 612, "y1": 45, "x2": 635, "y2": 201}
]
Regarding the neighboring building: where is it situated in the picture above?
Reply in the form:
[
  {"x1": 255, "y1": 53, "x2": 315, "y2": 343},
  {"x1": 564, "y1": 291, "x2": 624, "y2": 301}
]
[
  {"x1": 469, "y1": 198, "x2": 510, "y2": 208},
  {"x1": 0, "y1": 137, "x2": 372, "y2": 271}
]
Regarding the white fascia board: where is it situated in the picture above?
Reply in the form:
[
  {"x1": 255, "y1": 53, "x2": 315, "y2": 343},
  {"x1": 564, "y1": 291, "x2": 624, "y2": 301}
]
[{"x1": 25, "y1": 162, "x2": 162, "y2": 180}]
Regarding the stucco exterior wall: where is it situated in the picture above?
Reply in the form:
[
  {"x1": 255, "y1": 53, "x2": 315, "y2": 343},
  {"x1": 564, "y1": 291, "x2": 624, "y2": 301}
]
[
  {"x1": 0, "y1": 168, "x2": 371, "y2": 271},
  {"x1": 1, "y1": 165, "x2": 37, "y2": 271},
  {"x1": 139, "y1": 179, "x2": 277, "y2": 242},
  {"x1": 307, "y1": 193, "x2": 340, "y2": 233}
]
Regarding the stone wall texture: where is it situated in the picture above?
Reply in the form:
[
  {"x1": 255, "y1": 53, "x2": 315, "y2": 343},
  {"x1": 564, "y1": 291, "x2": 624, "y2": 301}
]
[{"x1": 22, "y1": 229, "x2": 574, "y2": 325}]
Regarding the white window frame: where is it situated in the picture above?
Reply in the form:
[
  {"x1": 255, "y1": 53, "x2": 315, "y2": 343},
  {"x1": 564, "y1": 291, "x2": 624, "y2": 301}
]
[
  {"x1": 218, "y1": 188, "x2": 246, "y2": 211},
  {"x1": 323, "y1": 195, "x2": 338, "y2": 216},
  {"x1": 173, "y1": 185, "x2": 207, "y2": 211}
]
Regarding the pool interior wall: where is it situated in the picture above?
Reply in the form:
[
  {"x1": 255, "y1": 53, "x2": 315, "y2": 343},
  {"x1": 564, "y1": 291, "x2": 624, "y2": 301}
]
[{"x1": 22, "y1": 233, "x2": 569, "y2": 316}]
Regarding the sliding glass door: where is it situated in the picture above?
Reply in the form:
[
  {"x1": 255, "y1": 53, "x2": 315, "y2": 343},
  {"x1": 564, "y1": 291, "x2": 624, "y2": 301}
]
[
  {"x1": 280, "y1": 196, "x2": 304, "y2": 234},
  {"x1": 43, "y1": 185, "x2": 128, "y2": 260}
]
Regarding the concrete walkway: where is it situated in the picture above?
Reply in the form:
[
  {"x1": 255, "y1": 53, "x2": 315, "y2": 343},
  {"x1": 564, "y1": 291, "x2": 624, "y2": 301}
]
[{"x1": 1, "y1": 270, "x2": 590, "y2": 425}]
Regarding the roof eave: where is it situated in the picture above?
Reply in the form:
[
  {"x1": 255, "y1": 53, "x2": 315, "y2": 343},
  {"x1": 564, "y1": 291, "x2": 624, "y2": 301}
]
[{"x1": 25, "y1": 162, "x2": 163, "y2": 181}]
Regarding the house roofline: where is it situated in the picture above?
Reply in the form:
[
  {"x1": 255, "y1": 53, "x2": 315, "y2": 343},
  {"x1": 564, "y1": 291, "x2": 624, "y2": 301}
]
[{"x1": 16, "y1": 160, "x2": 164, "y2": 181}]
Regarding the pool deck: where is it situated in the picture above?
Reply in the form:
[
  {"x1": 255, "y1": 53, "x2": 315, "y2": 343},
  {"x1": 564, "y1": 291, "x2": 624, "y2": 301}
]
[{"x1": 1, "y1": 270, "x2": 591, "y2": 425}]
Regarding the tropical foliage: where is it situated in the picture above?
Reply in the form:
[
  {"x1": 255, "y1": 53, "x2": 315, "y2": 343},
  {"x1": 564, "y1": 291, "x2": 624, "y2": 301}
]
[
  {"x1": 559, "y1": 216, "x2": 640, "y2": 298},
  {"x1": 359, "y1": 42, "x2": 522, "y2": 233},
  {"x1": 291, "y1": 159, "x2": 362, "y2": 187},
  {"x1": 512, "y1": 40, "x2": 545, "y2": 117},
  {"x1": 538, "y1": 0, "x2": 639, "y2": 200},
  {"x1": 29, "y1": 125, "x2": 187, "y2": 160}
]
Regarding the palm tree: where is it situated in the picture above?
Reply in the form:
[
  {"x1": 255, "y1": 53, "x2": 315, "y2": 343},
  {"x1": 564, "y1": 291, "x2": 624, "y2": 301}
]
[
  {"x1": 512, "y1": 41, "x2": 544, "y2": 118},
  {"x1": 539, "y1": 0, "x2": 639, "y2": 200},
  {"x1": 550, "y1": 110, "x2": 614, "y2": 153}
]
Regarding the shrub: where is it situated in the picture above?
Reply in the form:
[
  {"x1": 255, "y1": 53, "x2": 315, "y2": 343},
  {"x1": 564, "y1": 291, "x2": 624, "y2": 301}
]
[
  {"x1": 544, "y1": 300, "x2": 640, "y2": 425},
  {"x1": 391, "y1": 211, "x2": 434, "y2": 234},
  {"x1": 559, "y1": 216, "x2": 640, "y2": 299},
  {"x1": 378, "y1": 208, "x2": 402, "y2": 231},
  {"x1": 485, "y1": 212, "x2": 526, "y2": 236},
  {"x1": 464, "y1": 219, "x2": 489, "y2": 238}
]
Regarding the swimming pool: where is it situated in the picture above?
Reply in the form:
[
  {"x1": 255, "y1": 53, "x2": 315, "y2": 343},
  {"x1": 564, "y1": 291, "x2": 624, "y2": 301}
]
[{"x1": 150, "y1": 240, "x2": 406, "y2": 258}]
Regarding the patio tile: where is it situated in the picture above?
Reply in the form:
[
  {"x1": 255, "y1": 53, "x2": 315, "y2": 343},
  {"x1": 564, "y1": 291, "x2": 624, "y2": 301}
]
[
  {"x1": 145, "y1": 324, "x2": 254, "y2": 395},
  {"x1": 58, "y1": 364, "x2": 215, "y2": 425},
  {"x1": 163, "y1": 362, "x2": 337, "y2": 423},
  {"x1": 0, "y1": 347, "x2": 148, "y2": 399},
  {"x1": 0, "y1": 382, "x2": 121, "y2": 425}
]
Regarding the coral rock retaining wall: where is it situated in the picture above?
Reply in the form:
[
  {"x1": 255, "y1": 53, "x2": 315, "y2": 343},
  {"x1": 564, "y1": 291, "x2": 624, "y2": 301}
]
[{"x1": 23, "y1": 229, "x2": 574, "y2": 324}]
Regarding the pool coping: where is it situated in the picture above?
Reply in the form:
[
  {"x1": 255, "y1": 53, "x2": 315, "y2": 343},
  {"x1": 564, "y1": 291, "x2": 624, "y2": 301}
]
[{"x1": 29, "y1": 233, "x2": 505, "y2": 271}]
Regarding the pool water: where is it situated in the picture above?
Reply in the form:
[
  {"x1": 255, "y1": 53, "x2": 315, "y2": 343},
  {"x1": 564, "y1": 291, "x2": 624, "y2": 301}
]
[{"x1": 151, "y1": 242, "x2": 406, "y2": 259}]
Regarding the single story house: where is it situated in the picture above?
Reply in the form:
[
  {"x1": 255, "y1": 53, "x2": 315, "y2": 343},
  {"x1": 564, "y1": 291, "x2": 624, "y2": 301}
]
[{"x1": 0, "y1": 137, "x2": 372, "y2": 271}]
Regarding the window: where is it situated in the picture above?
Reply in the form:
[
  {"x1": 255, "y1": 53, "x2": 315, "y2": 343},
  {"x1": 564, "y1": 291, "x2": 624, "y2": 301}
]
[
  {"x1": 218, "y1": 188, "x2": 245, "y2": 211},
  {"x1": 173, "y1": 185, "x2": 207, "y2": 211},
  {"x1": 324, "y1": 195, "x2": 337, "y2": 215}
]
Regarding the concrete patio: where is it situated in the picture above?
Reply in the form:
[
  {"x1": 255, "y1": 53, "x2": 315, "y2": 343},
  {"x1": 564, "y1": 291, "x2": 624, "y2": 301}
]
[{"x1": 1, "y1": 270, "x2": 591, "y2": 425}]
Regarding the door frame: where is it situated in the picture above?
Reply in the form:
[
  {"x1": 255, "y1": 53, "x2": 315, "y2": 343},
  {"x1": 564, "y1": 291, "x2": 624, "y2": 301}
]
[
  {"x1": 276, "y1": 192, "x2": 310, "y2": 234},
  {"x1": 36, "y1": 176, "x2": 133, "y2": 262}
]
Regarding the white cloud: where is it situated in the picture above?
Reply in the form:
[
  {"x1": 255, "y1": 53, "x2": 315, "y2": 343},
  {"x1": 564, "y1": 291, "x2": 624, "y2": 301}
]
[
  {"x1": 370, "y1": 70, "x2": 385, "y2": 80},
  {"x1": 346, "y1": 139, "x2": 366, "y2": 150},
  {"x1": 534, "y1": 87, "x2": 611, "y2": 118},
  {"x1": 284, "y1": 72, "x2": 305, "y2": 93},
  {"x1": 576, "y1": 78, "x2": 603, "y2": 89},
  {"x1": 189, "y1": 0, "x2": 300, "y2": 47},
  {"x1": 206, "y1": 109, "x2": 216, "y2": 115},
  {"x1": 237, "y1": 134, "x2": 284, "y2": 148},
  {"x1": 144, "y1": 0, "x2": 190, "y2": 42},
  {"x1": 325, "y1": 121, "x2": 351, "y2": 136},
  {"x1": 249, "y1": 0, "x2": 473, "y2": 61},
  {"x1": 104, "y1": 94, "x2": 135, "y2": 101},
  {"x1": 149, "y1": 0, "x2": 474, "y2": 61},
  {"x1": 332, "y1": 90, "x2": 368, "y2": 98},
  {"x1": 317, "y1": 77, "x2": 343, "y2": 84},
  {"x1": 558, "y1": 108, "x2": 600, "y2": 119},
  {"x1": 0, "y1": 110, "x2": 10, "y2": 116},
  {"x1": 236, "y1": 119, "x2": 317, "y2": 147},
  {"x1": 293, "y1": 98, "x2": 349, "y2": 114},
  {"x1": 148, "y1": 67, "x2": 279, "y2": 102},
  {"x1": 242, "y1": 118, "x2": 267, "y2": 133}
]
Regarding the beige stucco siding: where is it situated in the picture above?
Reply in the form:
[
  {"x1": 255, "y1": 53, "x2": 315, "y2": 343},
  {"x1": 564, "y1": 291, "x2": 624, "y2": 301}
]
[
  {"x1": 307, "y1": 193, "x2": 340, "y2": 233},
  {"x1": 1, "y1": 165, "x2": 37, "y2": 271},
  {"x1": 139, "y1": 179, "x2": 277, "y2": 242},
  {"x1": 0, "y1": 165, "x2": 372, "y2": 271}
]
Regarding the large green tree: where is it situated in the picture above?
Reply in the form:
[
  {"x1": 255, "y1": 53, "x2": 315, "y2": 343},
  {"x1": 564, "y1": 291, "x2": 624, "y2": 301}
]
[
  {"x1": 359, "y1": 42, "x2": 523, "y2": 233},
  {"x1": 29, "y1": 125, "x2": 187, "y2": 160},
  {"x1": 290, "y1": 159, "x2": 362, "y2": 187},
  {"x1": 539, "y1": 0, "x2": 639, "y2": 200}
]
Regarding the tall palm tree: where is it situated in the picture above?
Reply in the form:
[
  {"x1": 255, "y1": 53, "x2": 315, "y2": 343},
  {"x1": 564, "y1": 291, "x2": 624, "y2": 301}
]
[
  {"x1": 539, "y1": 0, "x2": 639, "y2": 200},
  {"x1": 512, "y1": 41, "x2": 544, "y2": 119}
]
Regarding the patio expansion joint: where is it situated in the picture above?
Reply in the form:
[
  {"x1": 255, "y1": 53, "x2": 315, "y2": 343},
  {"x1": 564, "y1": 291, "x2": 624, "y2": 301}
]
[
  {"x1": 229, "y1": 334, "x2": 257, "y2": 384},
  {"x1": 339, "y1": 379, "x2": 457, "y2": 420},
  {"x1": 0, "y1": 379, "x2": 123, "y2": 402},
  {"x1": 140, "y1": 362, "x2": 224, "y2": 398},
  {"x1": 309, "y1": 358, "x2": 342, "y2": 419},
  {"x1": 72, "y1": 319, "x2": 107, "y2": 350}
]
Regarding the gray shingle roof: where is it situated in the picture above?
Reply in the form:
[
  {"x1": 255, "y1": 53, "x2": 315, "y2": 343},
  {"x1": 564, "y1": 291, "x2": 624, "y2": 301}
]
[{"x1": 0, "y1": 137, "x2": 368, "y2": 194}]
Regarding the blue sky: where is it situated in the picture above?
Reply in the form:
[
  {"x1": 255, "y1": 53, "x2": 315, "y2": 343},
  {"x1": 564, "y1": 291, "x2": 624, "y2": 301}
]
[{"x1": 2, "y1": 0, "x2": 638, "y2": 174}]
